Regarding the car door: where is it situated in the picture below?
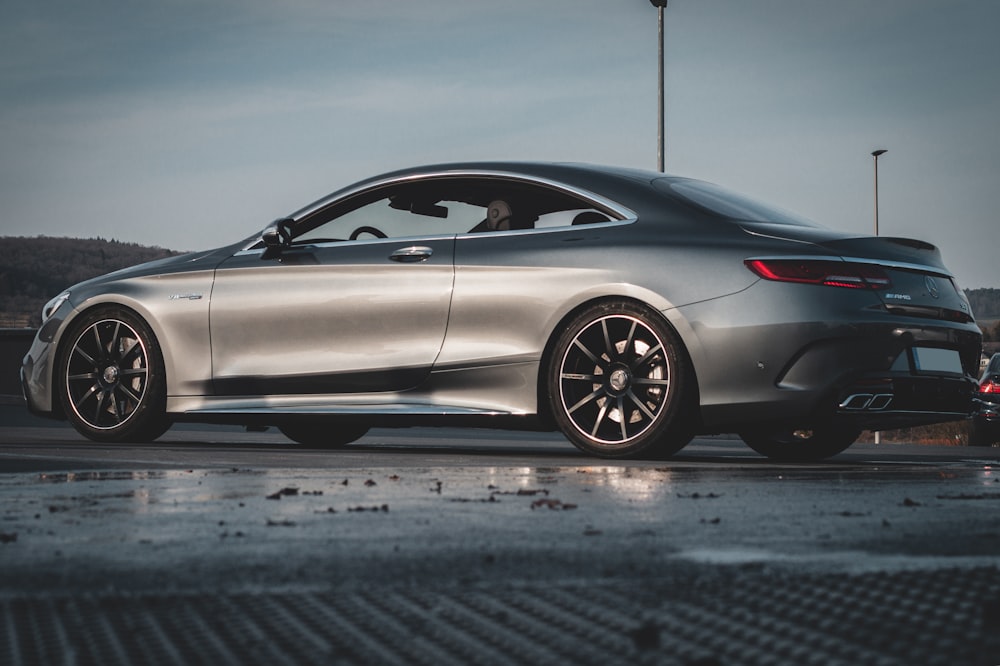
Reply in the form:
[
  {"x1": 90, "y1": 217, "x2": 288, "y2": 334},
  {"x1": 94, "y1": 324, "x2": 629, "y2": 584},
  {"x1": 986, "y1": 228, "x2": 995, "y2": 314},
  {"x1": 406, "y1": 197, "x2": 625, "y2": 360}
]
[{"x1": 209, "y1": 198, "x2": 457, "y2": 396}]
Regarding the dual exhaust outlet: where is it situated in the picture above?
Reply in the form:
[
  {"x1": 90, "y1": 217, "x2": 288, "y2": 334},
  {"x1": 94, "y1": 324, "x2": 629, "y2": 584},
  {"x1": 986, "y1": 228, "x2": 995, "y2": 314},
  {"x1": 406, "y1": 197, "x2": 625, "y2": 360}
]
[{"x1": 839, "y1": 393, "x2": 894, "y2": 411}]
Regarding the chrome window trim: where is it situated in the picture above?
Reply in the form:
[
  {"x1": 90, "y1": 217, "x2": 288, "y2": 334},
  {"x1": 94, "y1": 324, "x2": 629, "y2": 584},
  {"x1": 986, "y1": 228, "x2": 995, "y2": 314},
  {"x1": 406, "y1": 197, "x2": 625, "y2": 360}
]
[
  {"x1": 455, "y1": 217, "x2": 634, "y2": 240},
  {"x1": 234, "y1": 218, "x2": 635, "y2": 257},
  {"x1": 237, "y1": 169, "x2": 637, "y2": 256},
  {"x1": 235, "y1": 234, "x2": 454, "y2": 256},
  {"x1": 289, "y1": 169, "x2": 637, "y2": 222}
]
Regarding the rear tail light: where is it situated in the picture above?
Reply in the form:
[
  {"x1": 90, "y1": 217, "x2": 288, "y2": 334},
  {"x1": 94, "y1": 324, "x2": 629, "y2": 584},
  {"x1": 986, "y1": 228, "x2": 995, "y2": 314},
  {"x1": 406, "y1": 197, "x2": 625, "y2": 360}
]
[
  {"x1": 745, "y1": 259, "x2": 891, "y2": 290},
  {"x1": 981, "y1": 380, "x2": 1000, "y2": 395}
]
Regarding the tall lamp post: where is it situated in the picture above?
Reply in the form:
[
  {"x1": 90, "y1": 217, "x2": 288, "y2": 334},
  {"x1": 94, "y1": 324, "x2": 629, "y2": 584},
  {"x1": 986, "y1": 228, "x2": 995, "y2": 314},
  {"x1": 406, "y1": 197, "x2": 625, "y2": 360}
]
[
  {"x1": 871, "y1": 148, "x2": 886, "y2": 444},
  {"x1": 871, "y1": 149, "x2": 887, "y2": 236},
  {"x1": 650, "y1": 0, "x2": 668, "y2": 172}
]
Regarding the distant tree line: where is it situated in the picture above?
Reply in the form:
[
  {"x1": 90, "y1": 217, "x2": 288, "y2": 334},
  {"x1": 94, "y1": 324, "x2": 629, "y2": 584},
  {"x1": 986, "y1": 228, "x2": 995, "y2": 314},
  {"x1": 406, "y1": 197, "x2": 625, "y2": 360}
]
[
  {"x1": 0, "y1": 236, "x2": 178, "y2": 327},
  {"x1": 966, "y1": 288, "x2": 1000, "y2": 342},
  {"x1": 967, "y1": 288, "x2": 1000, "y2": 319},
  {"x1": 981, "y1": 321, "x2": 1000, "y2": 343}
]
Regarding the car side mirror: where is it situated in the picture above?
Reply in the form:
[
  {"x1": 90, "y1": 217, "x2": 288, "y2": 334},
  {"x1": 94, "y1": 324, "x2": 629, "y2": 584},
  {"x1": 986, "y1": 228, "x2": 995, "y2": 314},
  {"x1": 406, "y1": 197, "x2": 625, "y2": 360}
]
[{"x1": 261, "y1": 218, "x2": 293, "y2": 259}]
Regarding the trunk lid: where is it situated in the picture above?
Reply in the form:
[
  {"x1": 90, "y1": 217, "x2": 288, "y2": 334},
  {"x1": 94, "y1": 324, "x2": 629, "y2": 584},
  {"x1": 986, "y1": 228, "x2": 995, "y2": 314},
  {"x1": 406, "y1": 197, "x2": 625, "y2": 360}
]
[{"x1": 742, "y1": 223, "x2": 973, "y2": 321}]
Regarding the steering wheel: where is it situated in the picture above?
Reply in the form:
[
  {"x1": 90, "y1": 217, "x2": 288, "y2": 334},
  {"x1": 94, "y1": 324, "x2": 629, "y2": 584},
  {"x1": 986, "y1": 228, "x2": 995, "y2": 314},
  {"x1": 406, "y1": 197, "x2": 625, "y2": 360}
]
[{"x1": 349, "y1": 225, "x2": 387, "y2": 240}]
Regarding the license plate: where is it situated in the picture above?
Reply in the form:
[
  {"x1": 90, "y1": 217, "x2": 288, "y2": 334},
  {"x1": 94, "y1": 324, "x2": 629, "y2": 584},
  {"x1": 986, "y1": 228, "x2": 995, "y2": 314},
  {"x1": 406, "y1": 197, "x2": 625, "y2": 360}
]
[{"x1": 912, "y1": 347, "x2": 963, "y2": 374}]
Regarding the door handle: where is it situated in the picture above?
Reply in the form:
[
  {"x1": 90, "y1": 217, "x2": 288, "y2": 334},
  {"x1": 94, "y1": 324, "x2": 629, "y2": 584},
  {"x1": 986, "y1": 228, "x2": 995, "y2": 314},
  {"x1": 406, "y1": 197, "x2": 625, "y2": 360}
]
[{"x1": 389, "y1": 246, "x2": 433, "y2": 263}]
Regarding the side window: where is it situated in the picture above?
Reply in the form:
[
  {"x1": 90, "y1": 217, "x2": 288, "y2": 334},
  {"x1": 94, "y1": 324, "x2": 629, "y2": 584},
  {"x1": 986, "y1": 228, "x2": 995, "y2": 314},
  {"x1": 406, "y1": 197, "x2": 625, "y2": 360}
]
[
  {"x1": 296, "y1": 195, "x2": 483, "y2": 243},
  {"x1": 292, "y1": 177, "x2": 619, "y2": 244},
  {"x1": 294, "y1": 183, "x2": 486, "y2": 243},
  {"x1": 535, "y1": 208, "x2": 612, "y2": 228}
]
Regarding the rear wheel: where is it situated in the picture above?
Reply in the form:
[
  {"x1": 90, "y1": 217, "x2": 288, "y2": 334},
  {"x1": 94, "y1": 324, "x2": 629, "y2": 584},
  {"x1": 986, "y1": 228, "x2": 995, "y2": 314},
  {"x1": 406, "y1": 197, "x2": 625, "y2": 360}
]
[
  {"x1": 548, "y1": 301, "x2": 695, "y2": 459},
  {"x1": 969, "y1": 420, "x2": 997, "y2": 447},
  {"x1": 739, "y1": 425, "x2": 861, "y2": 462},
  {"x1": 59, "y1": 307, "x2": 170, "y2": 442},
  {"x1": 279, "y1": 422, "x2": 370, "y2": 448}
]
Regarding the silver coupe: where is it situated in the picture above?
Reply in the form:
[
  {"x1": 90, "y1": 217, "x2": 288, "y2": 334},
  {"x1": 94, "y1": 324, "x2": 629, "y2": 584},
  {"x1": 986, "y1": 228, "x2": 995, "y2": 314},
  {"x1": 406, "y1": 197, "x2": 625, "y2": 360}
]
[{"x1": 21, "y1": 162, "x2": 983, "y2": 460}]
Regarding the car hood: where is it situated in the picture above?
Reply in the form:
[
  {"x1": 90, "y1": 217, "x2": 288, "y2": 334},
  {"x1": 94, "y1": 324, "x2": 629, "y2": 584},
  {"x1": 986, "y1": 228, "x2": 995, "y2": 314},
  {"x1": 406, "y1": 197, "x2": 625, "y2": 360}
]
[{"x1": 68, "y1": 245, "x2": 239, "y2": 292}]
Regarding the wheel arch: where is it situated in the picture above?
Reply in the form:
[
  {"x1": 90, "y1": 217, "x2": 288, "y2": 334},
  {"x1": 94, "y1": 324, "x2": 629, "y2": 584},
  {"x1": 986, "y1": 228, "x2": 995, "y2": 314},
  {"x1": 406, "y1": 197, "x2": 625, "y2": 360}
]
[
  {"x1": 535, "y1": 294, "x2": 702, "y2": 429},
  {"x1": 55, "y1": 297, "x2": 177, "y2": 403},
  {"x1": 53, "y1": 299, "x2": 172, "y2": 441}
]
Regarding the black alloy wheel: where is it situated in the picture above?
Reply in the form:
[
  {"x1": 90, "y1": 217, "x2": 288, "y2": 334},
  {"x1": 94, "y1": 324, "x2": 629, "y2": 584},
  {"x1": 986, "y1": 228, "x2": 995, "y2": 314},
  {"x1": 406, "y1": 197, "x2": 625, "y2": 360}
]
[
  {"x1": 59, "y1": 307, "x2": 169, "y2": 442},
  {"x1": 549, "y1": 301, "x2": 694, "y2": 459}
]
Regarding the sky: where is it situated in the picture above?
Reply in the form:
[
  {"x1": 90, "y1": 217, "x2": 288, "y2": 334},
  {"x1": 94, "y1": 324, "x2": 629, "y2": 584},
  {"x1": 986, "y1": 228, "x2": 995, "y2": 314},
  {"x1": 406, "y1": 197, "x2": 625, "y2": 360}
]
[{"x1": 2, "y1": 0, "x2": 998, "y2": 288}]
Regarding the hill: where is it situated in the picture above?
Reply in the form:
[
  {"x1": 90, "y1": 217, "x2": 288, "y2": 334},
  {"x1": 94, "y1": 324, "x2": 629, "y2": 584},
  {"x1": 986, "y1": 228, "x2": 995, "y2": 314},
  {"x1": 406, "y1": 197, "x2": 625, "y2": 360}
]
[
  {"x1": 0, "y1": 236, "x2": 179, "y2": 328},
  {"x1": 966, "y1": 288, "x2": 1000, "y2": 320}
]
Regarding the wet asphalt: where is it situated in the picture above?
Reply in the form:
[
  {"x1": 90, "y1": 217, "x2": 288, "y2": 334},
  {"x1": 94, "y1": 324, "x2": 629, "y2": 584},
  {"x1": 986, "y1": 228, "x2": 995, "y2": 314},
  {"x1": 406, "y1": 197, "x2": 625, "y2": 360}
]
[{"x1": 2, "y1": 404, "x2": 1000, "y2": 664}]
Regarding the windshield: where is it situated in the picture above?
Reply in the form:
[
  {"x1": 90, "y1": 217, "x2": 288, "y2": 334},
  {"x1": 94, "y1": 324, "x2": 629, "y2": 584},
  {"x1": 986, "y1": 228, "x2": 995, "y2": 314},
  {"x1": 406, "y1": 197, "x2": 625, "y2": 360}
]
[{"x1": 658, "y1": 178, "x2": 822, "y2": 228}]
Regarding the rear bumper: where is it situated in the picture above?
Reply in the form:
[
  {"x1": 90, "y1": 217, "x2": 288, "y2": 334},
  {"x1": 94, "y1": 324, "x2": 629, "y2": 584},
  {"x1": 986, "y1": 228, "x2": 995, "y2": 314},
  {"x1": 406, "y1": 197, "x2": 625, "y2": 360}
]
[
  {"x1": 973, "y1": 399, "x2": 1000, "y2": 431},
  {"x1": 690, "y1": 293, "x2": 982, "y2": 432},
  {"x1": 832, "y1": 373, "x2": 977, "y2": 430}
]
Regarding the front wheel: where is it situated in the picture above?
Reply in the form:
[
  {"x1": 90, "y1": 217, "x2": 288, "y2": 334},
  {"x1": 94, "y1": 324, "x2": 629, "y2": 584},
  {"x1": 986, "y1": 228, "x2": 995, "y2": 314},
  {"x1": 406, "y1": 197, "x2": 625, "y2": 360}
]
[
  {"x1": 739, "y1": 425, "x2": 861, "y2": 462},
  {"x1": 58, "y1": 307, "x2": 170, "y2": 442},
  {"x1": 547, "y1": 301, "x2": 695, "y2": 459}
]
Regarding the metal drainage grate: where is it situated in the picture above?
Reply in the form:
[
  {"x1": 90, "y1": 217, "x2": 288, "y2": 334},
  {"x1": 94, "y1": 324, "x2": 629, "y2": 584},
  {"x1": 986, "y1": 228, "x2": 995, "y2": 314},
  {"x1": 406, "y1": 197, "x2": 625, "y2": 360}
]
[{"x1": 2, "y1": 567, "x2": 999, "y2": 665}]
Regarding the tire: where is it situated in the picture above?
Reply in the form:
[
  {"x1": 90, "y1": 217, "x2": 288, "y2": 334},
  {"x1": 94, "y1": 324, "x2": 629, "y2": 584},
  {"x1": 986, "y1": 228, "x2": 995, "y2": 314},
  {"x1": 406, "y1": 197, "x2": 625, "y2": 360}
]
[
  {"x1": 969, "y1": 420, "x2": 997, "y2": 447},
  {"x1": 279, "y1": 422, "x2": 370, "y2": 448},
  {"x1": 739, "y1": 425, "x2": 861, "y2": 462},
  {"x1": 58, "y1": 307, "x2": 170, "y2": 443},
  {"x1": 548, "y1": 300, "x2": 695, "y2": 459}
]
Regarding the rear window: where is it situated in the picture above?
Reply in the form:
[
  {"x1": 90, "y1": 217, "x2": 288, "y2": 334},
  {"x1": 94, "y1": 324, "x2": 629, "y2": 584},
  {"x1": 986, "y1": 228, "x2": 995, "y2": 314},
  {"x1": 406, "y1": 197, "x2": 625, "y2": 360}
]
[{"x1": 656, "y1": 178, "x2": 822, "y2": 228}]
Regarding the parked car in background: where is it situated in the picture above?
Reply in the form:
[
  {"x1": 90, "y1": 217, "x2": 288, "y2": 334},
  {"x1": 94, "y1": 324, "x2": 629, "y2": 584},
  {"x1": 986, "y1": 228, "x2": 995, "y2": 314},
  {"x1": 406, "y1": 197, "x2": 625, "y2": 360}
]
[
  {"x1": 971, "y1": 353, "x2": 1000, "y2": 446},
  {"x1": 20, "y1": 162, "x2": 983, "y2": 461}
]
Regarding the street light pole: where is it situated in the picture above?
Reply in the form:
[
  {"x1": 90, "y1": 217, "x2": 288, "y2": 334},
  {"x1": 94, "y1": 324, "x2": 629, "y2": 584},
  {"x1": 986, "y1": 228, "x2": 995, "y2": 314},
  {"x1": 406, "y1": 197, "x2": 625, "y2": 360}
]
[
  {"x1": 650, "y1": 0, "x2": 667, "y2": 172},
  {"x1": 871, "y1": 149, "x2": 887, "y2": 237},
  {"x1": 871, "y1": 148, "x2": 886, "y2": 445}
]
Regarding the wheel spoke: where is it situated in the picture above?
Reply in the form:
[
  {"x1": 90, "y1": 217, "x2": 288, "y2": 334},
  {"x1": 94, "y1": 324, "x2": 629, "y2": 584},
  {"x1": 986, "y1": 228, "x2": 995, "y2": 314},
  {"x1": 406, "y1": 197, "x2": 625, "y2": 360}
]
[
  {"x1": 93, "y1": 390, "x2": 109, "y2": 425},
  {"x1": 591, "y1": 402, "x2": 609, "y2": 437},
  {"x1": 632, "y1": 377, "x2": 669, "y2": 386},
  {"x1": 73, "y1": 346, "x2": 97, "y2": 367},
  {"x1": 561, "y1": 372, "x2": 598, "y2": 382},
  {"x1": 631, "y1": 342, "x2": 663, "y2": 371},
  {"x1": 91, "y1": 325, "x2": 104, "y2": 359},
  {"x1": 109, "y1": 392, "x2": 124, "y2": 423},
  {"x1": 572, "y1": 338, "x2": 603, "y2": 368},
  {"x1": 108, "y1": 321, "x2": 121, "y2": 357},
  {"x1": 622, "y1": 321, "x2": 637, "y2": 360},
  {"x1": 616, "y1": 397, "x2": 628, "y2": 440},
  {"x1": 74, "y1": 383, "x2": 100, "y2": 410},
  {"x1": 567, "y1": 387, "x2": 605, "y2": 415},
  {"x1": 119, "y1": 336, "x2": 140, "y2": 362},
  {"x1": 601, "y1": 320, "x2": 614, "y2": 359},
  {"x1": 118, "y1": 384, "x2": 142, "y2": 405},
  {"x1": 68, "y1": 372, "x2": 99, "y2": 382},
  {"x1": 117, "y1": 383, "x2": 142, "y2": 405},
  {"x1": 626, "y1": 389, "x2": 657, "y2": 422}
]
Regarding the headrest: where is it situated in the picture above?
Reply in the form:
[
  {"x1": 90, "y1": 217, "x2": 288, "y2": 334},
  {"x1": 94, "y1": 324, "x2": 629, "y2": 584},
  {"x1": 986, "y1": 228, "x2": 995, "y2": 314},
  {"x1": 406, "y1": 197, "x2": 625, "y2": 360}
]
[
  {"x1": 486, "y1": 200, "x2": 513, "y2": 231},
  {"x1": 572, "y1": 211, "x2": 611, "y2": 225}
]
